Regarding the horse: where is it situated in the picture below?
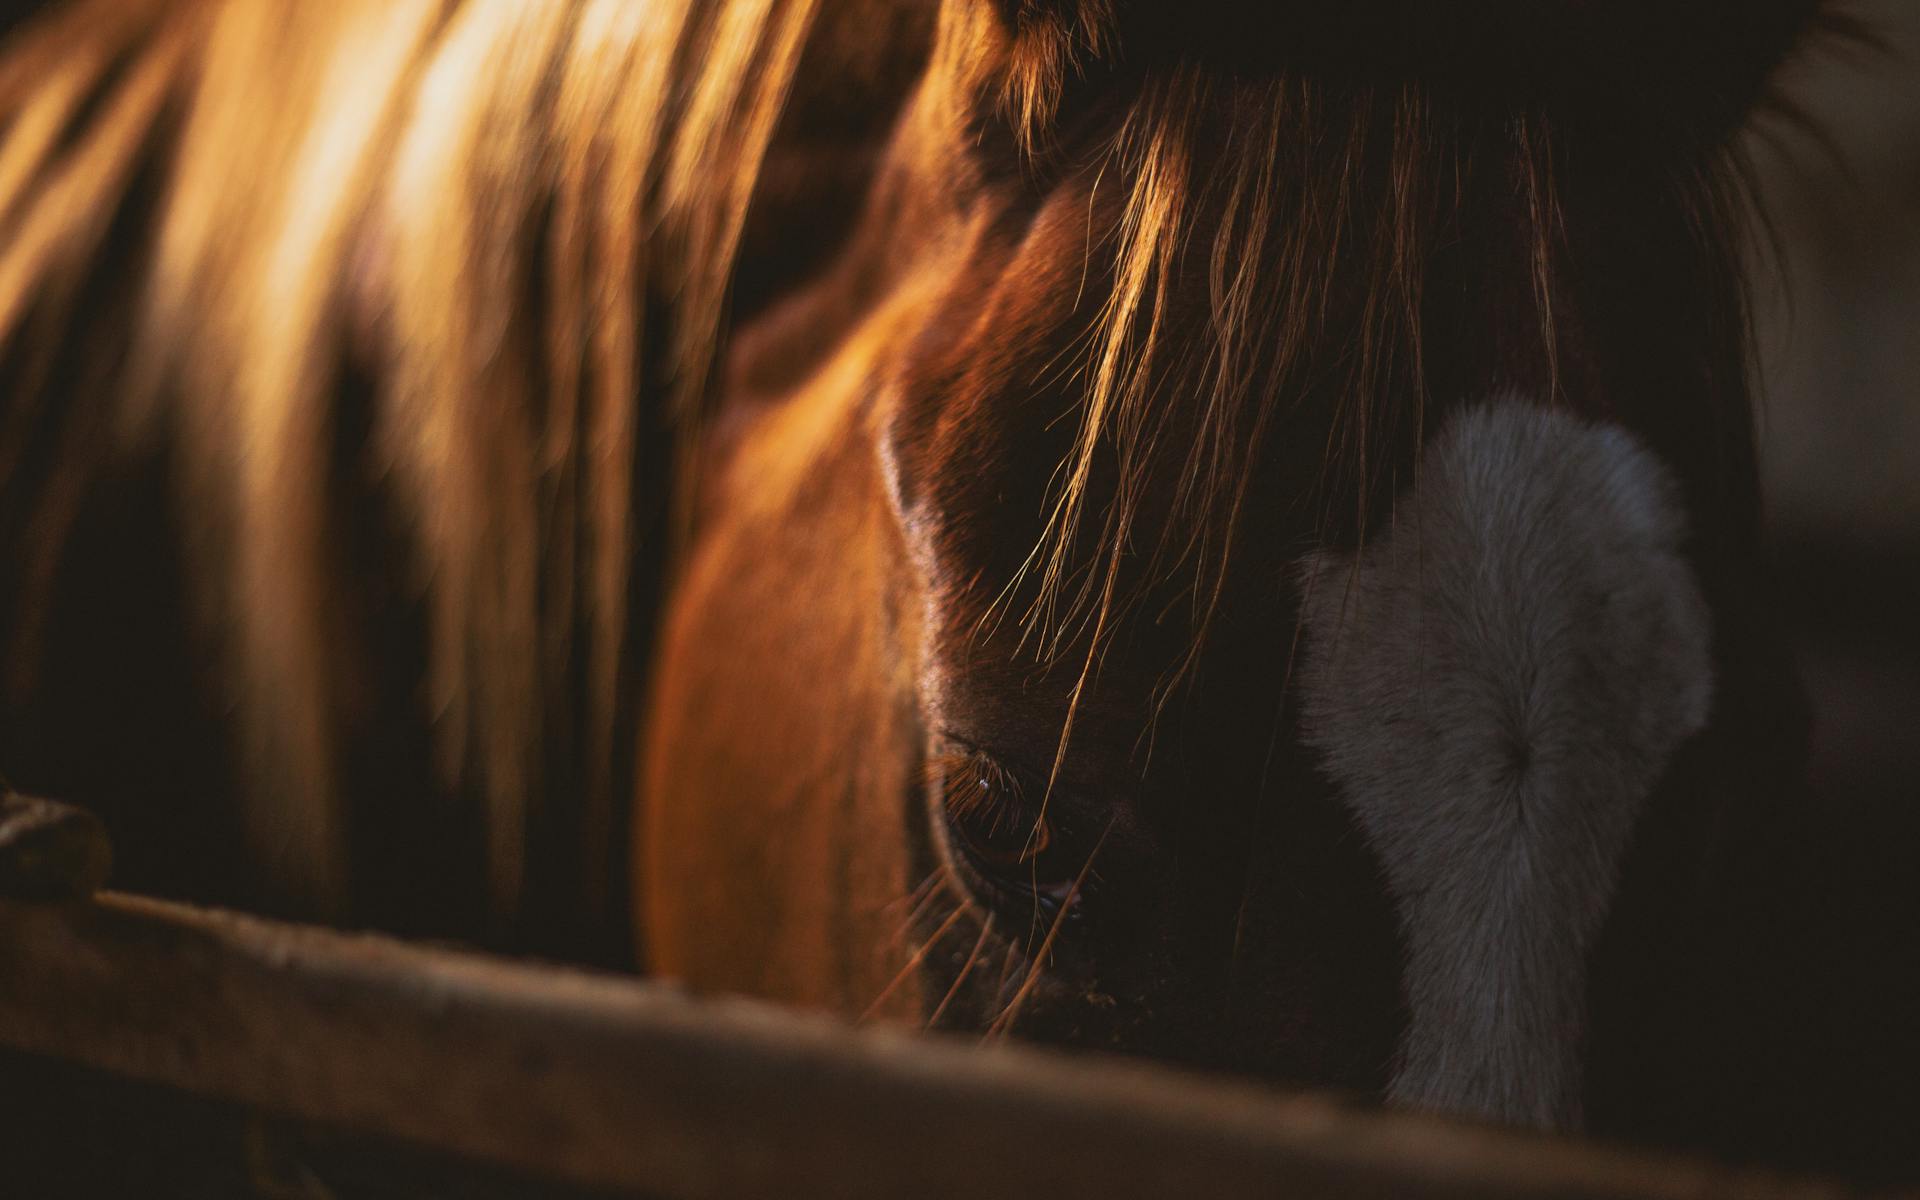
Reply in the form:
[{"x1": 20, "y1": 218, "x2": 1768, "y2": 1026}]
[{"x1": 1, "y1": 0, "x2": 1913, "y2": 1179}]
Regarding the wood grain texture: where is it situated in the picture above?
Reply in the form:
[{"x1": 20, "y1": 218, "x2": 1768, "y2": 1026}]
[{"x1": 0, "y1": 893, "x2": 1876, "y2": 1199}]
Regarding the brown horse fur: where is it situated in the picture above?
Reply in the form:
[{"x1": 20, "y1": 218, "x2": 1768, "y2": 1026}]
[{"x1": 2, "y1": 0, "x2": 1912, "y2": 1179}]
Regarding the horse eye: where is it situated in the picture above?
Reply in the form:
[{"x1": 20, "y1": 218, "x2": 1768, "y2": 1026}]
[{"x1": 927, "y1": 746, "x2": 1080, "y2": 914}]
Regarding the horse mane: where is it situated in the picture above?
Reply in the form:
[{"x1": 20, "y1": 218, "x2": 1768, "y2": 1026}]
[{"x1": 0, "y1": 0, "x2": 823, "y2": 921}]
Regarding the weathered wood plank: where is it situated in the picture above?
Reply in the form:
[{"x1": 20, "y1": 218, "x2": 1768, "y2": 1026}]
[{"x1": 0, "y1": 894, "x2": 1871, "y2": 1198}]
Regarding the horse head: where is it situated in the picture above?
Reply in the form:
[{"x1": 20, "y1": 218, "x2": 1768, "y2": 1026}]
[{"x1": 643, "y1": 0, "x2": 1831, "y2": 1137}]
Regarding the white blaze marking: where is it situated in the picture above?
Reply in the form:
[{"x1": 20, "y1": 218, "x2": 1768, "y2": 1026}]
[{"x1": 1297, "y1": 401, "x2": 1714, "y2": 1131}]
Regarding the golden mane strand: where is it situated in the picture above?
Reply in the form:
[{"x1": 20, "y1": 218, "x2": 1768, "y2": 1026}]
[
  {"x1": 0, "y1": 0, "x2": 822, "y2": 922},
  {"x1": 1021, "y1": 74, "x2": 1487, "y2": 667},
  {"x1": 994, "y1": 0, "x2": 1115, "y2": 154}
]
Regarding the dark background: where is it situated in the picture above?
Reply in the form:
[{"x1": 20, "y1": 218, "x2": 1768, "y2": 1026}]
[{"x1": 1751, "y1": 0, "x2": 1919, "y2": 813}]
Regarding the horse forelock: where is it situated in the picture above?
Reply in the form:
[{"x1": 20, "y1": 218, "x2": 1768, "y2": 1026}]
[
  {"x1": 860, "y1": 2, "x2": 1878, "y2": 961},
  {"x1": 913, "y1": 0, "x2": 1862, "y2": 692}
]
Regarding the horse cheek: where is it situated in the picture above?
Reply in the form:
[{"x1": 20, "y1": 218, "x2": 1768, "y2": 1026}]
[{"x1": 637, "y1": 391, "x2": 925, "y2": 1020}]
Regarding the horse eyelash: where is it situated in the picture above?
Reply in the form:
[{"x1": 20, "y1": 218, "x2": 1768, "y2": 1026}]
[{"x1": 927, "y1": 749, "x2": 1057, "y2": 860}]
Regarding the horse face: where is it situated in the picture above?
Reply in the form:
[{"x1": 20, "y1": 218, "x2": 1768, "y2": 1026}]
[
  {"x1": 644, "y1": 0, "x2": 1820, "y2": 1132},
  {"x1": 646, "y1": 85, "x2": 1404, "y2": 1093},
  {"x1": 868, "y1": 184, "x2": 1406, "y2": 1086}
]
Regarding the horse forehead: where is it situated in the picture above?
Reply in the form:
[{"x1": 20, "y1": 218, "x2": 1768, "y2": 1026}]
[{"x1": 879, "y1": 187, "x2": 1111, "y2": 575}]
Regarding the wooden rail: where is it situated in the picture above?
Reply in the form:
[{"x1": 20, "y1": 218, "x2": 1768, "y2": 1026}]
[{"x1": 0, "y1": 893, "x2": 1876, "y2": 1198}]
